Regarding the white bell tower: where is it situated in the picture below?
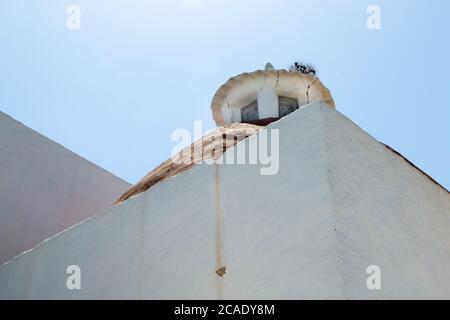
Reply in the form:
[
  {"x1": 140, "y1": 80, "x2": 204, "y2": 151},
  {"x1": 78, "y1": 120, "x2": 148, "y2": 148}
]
[{"x1": 211, "y1": 63, "x2": 335, "y2": 126}]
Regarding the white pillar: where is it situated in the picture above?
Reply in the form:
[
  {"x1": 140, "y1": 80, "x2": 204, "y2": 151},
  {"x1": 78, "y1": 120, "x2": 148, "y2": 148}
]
[
  {"x1": 221, "y1": 103, "x2": 233, "y2": 125},
  {"x1": 231, "y1": 107, "x2": 242, "y2": 123},
  {"x1": 257, "y1": 88, "x2": 279, "y2": 119}
]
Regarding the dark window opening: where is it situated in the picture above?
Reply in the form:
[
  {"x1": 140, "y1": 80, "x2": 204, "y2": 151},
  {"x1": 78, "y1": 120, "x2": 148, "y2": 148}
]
[
  {"x1": 241, "y1": 101, "x2": 259, "y2": 122},
  {"x1": 278, "y1": 97, "x2": 299, "y2": 117}
]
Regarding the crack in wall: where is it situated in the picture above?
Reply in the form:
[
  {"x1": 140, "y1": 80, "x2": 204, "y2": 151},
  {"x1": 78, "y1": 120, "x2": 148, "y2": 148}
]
[
  {"x1": 214, "y1": 163, "x2": 225, "y2": 299},
  {"x1": 275, "y1": 70, "x2": 280, "y2": 89},
  {"x1": 306, "y1": 78, "x2": 318, "y2": 104},
  {"x1": 137, "y1": 196, "x2": 147, "y2": 299}
]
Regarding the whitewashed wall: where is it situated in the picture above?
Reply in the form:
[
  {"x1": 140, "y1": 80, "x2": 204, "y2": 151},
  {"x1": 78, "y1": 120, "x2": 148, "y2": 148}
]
[
  {"x1": 0, "y1": 111, "x2": 130, "y2": 265},
  {"x1": 1, "y1": 103, "x2": 450, "y2": 299}
]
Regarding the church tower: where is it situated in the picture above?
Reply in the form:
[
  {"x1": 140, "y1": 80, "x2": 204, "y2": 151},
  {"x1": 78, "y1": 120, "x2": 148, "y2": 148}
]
[{"x1": 211, "y1": 63, "x2": 334, "y2": 126}]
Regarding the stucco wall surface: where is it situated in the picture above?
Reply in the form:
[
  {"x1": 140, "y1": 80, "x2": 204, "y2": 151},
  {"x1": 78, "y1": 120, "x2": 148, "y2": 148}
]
[
  {"x1": 0, "y1": 111, "x2": 130, "y2": 265},
  {"x1": 1, "y1": 102, "x2": 449, "y2": 299}
]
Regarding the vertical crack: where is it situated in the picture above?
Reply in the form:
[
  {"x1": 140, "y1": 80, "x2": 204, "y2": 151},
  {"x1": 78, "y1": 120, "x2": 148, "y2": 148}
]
[
  {"x1": 275, "y1": 70, "x2": 280, "y2": 89},
  {"x1": 306, "y1": 78, "x2": 318, "y2": 104},
  {"x1": 214, "y1": 163, "x2": 225, "y2": 298}
]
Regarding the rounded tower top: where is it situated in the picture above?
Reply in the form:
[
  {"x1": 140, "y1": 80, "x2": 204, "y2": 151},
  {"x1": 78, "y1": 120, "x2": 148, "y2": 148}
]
[{"x1": 211, "y1": 64, "x2": 335, "y2": 126}]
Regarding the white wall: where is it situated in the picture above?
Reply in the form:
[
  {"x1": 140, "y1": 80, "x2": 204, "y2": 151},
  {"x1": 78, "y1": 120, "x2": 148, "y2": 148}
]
[
  {"x1": 1, "y1": 102, "x2": 450, "y2": 299},
  {"x1": 0, "y1": 111, "x2": 130, "y2": 265}
]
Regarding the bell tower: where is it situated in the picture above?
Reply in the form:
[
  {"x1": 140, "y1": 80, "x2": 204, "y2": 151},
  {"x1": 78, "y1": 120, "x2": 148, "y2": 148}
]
[{"x1": 211, "y1": 63, "x2": 335, "y2": 126}]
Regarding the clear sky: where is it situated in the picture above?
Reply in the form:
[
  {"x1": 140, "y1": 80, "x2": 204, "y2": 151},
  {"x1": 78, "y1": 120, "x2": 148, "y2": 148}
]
[{"x1": 1, "y1": 0, "x2": 449, "y2": 189}]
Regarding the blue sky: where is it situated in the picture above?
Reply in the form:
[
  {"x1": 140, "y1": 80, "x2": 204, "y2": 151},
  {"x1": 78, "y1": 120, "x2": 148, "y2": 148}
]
[{"x1": 0, "y1": 0, "x2": 449, "y2": 189}]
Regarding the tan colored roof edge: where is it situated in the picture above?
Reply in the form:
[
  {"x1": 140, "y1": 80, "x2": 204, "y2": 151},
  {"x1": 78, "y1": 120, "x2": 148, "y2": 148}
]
[{"x1": 382, "y1": 143, "x2": 450, "y2": 195}]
